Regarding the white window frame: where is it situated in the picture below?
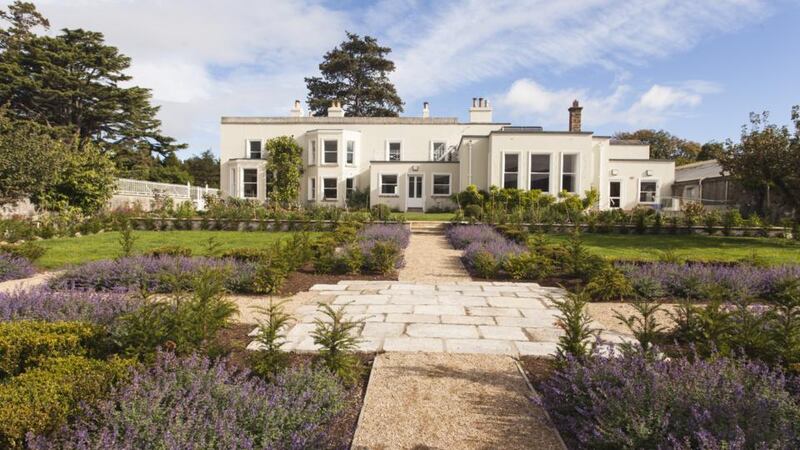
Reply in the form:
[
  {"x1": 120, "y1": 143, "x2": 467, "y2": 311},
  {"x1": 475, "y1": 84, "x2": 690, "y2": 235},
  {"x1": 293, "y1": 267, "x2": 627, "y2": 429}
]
[
  {"x1": 560, "y1": 153, "x2": 580, "y2": 194},
  {"x1": 346, "y1": 140, "x2": 356, "y2": 166},
  {"x1": 385, "y1": 140, "x2": 402, "y2": 161},
  {"x1": 308, "y1": 177, "x2": 316, "y2": 201},
  {"x1": 638, "y1": 178, "x2": 659, "y2": 204},
  {"x1": 529, "y1": 153, "x2": 552, "y2": 193},
  {"x1": 501, "y1": 152, "x2": 521, "y2": 189},
  {"x1": 323, "y1": 139, "x2": 338, "y2": 165},
  {"x1": 242, "y1": 168, "x2": 258, "y2": 198},
  {"x1": 379, "y1": 173, "x2": 399, "y2": 196},
  {"x1": 307, "y1": 139, "x2": 317, "y2": 166},
  {"x1": 247, "y1": 139, "x2": 262, "y2": 159},
  {"x1": 609, "y1": 179, "x2": 622, "y2": 209},
  {"x1": 345, "y1": 177, "x2": 356, "y2": 198},
  {"x1": 322, "y1": 177, "x2": 338, "y2": 201},
  {"x1": 229, "y1": 167, "x2": 236, "y2": 196},
  {"x1": 430, "y1": 140, "x2": 448, "y2": 161},
  {"x1": 431, "y1": 173, "x2": 451, "y2": 196}
]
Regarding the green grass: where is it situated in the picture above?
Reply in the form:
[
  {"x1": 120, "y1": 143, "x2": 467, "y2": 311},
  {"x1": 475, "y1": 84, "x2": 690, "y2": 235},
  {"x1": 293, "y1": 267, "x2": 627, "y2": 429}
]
[
  {"x1": 397, "y1": 212, "x2": 455, "y2": 221},
  {"x1": 543, "y1": 233, "x2": 800, "y2": 265},
  {"x1": 36, "y1": 231, "x2": 319, "y2": 270}
]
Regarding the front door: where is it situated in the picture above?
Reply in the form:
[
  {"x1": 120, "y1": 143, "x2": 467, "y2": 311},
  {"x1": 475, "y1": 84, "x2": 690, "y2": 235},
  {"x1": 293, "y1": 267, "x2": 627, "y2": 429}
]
[{"x1": 407, "y1": 174, "x2": 424, "y2": 210}]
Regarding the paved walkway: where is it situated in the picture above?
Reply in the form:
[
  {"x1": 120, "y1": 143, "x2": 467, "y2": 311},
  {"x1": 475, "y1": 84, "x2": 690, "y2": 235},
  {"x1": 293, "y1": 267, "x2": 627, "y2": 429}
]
[{"x1": 398, "y1": 231, "x2": 471, "y2": 282}]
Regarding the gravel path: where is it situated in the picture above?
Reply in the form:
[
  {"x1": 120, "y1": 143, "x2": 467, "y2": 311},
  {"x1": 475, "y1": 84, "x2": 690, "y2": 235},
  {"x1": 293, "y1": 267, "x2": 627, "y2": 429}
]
[
  {"x1": 587, "y1": 302, "x2": 678, "y2": 335},
  {"x1": 398, "y1": 231, "x2": 471, "y2": 283},
  {"x1": 352, "y1": 352, "x2": 564, "y2": 450}
]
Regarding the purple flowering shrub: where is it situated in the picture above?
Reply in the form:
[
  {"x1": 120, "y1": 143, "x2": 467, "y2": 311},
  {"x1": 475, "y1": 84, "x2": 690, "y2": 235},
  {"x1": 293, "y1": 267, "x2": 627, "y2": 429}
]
[
  {"x1": 50, "y1": 256, "x2": 258, "y2": 294},
  {"x1": 0, "y1": 254, "x2": 35, "y2": 283},
  {"x1": 29, "y1": 352, "x2": 346, "y2": 450},
  {"x1": 539, "y1": 353, "x2": 800, "y2": 449},
  {"x1": 349, "y1": 224, "x2": 410, "y2": 271},
  {"x1": 446, "y1": 224, "x2": 505, "y2": 249},
  {"x1": 618, "y1": 262, "x2": 800, "y2": 302},
  {"x1": 448, "y1": 225, "x2": 525, "y2": 275},
  {"x1": 0, "y1": 288, "x2": 142, "y2": 325},
  {"x1": 357, "y1": 223, "x2": 410, "y2": 249}
]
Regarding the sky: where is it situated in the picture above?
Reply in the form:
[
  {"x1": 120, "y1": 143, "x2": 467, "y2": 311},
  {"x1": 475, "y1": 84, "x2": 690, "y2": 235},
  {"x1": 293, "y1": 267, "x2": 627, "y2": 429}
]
[{"x1": 8, "y1": 0, "x2": 800, "y2": 158}]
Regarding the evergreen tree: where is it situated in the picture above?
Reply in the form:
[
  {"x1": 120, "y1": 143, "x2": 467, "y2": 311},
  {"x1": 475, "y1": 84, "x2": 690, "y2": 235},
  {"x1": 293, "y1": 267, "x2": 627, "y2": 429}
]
[{"x1": 305, "y1": 32, "x2": 403, "y2": 117}]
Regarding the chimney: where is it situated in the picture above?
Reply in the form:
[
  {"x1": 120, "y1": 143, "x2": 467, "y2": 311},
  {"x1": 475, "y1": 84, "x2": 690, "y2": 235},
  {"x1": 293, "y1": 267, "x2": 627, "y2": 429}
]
[
  {"x1": 469, "y1": 97, "x2": 493, "y2": 123},
  {"x1": 568, "y1": 99, "x2": 583, "y2": 132},
  {"x1": 422, "y1": 101, "x2": 430, "y2": 118},
  {"x1": 327, "y1": 100, "x2": 344, "y2": 118},
  {"x1": 290, "y1": 99, "x2": 303, "y2": 117}
]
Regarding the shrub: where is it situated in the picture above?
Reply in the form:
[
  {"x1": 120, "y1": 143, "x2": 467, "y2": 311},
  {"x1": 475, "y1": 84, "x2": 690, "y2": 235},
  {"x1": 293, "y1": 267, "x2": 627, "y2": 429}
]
[
  {"x1": 446, "y1": 224, "x2": 504, "y2": 249},
  {"x1": 0, "y1": 321, "x2": 105, "y2": 378},
  {"x1": 470, "y1": 250, "x2": 499, "y2": 278},
  {"x1": 312, "y1": 303, "x2": 363, "y2": 384},
  {"x1": 338, "y1": 244, "x2": 365, "y2": 274},
  {"x1": 538, "y1": 354, "x2": 800, "y2": 449},
  {"x1": 612, "y1": 300, "x2": 666, "y2": 355},
  {"x1": 370, "y1": 204, "x2": 392, "y2": 221},
  {"x1": 463, "y1": 204, "x2": 483, "y2": 221},
  {"x1": 143, "y1": 245, "x2": 192, "y2": 257},
  {"x1": 722, "y1": 209, "x2": 744, "y2": 236},
  {"x1": 585, "y1": 265, "x2": 633, "y2": 301},
  {"x1": 550, "y1": 288, "x2": 596, "y2": 361},
  {"x1": 502, "y1": 252, "x2": 553, "y2": 280},
  {"x1": 0, "y1": 253, "x2": 35, "y2": 282},
  {"x1": 0, "y1": 289, "x2": 143, "y2": 325},
  {"x1": 252, "y1": 259, "x2": 288, "y2": 295},
  {"x1": 0, "y1": 242, "x2": 46, "y2": 261},
  {"x1": 1, "y1": 356, "x2": 132, "y2": 450},
  {"x1": 363, "y1": 241, "x2": 401, "y2": 275},
  {"x1": 29, "y1": 352, "x2": 345, "y2": 450},
  {"x1": 358, "y1": 223, "x2": 411, "y2": 249},
  {"x1": 117, "y1": 221, "x2": 136, "y2": 258},
  {"x1": 220, "y1": 247, "x2": 270, "y2": 262},
  {"x1": 251, "y1": 299, "x2": 293, "y2": 379}
]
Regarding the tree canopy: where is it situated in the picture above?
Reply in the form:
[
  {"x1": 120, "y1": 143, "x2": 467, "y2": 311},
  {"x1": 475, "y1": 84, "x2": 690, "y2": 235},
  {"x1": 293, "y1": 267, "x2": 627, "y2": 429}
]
[
  {"x1": 305, "y1": 32, "x2": 403, "y2": 117},
  {"x1": 719, "y1": 107, "x2": 800, "y2": 219},
  {"x1": 613, "y1": 129, "x2": 704, "y2": 165},
  {"x1": 0, "y1": 1, "x2": 185, "y2": 174}
]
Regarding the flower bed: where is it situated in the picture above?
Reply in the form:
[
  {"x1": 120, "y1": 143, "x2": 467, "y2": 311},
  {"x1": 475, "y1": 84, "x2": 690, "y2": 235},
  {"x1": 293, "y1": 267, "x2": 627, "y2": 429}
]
[
  {"x1": 537, "y1": 353, "x2": 800, "y2": 449},
  {"x1": 0, "y1": 288, "x2": 143, "y2": 325},
  {"x1": 618, "y1": 261, "x2": 800, "y2": 301},
  {"x1": 0, "y1": 254, "x2": 35, "y2": 283},
  {"x1": 29, "y1": 351, "x2": 347, "y2": 449},
  {"x1": 50, "y1": 256, "x2": 258, "y2": 294}
]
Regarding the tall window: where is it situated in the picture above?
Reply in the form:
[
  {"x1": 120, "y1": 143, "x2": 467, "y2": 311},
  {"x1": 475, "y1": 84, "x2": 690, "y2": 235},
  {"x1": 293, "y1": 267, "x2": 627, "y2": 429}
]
[
  {"x1": 308, "y1": 177, "x2": 316, "y2": 200},
  {"x1": 323, "y1": 178, "x2": 337, "y2": 200},
  {"x1": 248, "y1": 140, "x2": 262, "y2": 159},
  {"x1": 243, "y1": 169, "x2": 258, "y2": 198},
  {"x1": 380, "y1": 174, "x2": 398, "y2": 195},
  {"x1": 561, "y1": 154, "x2": 578, "y2": 193},
  {"x1": 345, "y1": 177, "x2": 355, "y2": 199},
  {"x1": 431, "y1": 141, "x2": 447, "y2": 161},
  {"x1": 432, "y1": 174, "x2": 451, "y2": 195},
  {"x1": 323, "y1": 140, "x2": 338, "y2": 164},
  {"x1": 609, "y1": 181, "x2": 621, "y2": 208},
  {"x1": 388, "y1": 141, "x2": 401, "y2": 161},
  {"x1": 639, "y1": 180, "x2": 658, "y2": 203},
  {"x1": 503, "y1": 153, "x2": 519, "y2": 189},
  {"x1": 346, "y1": 140, "x2": 355, "y2": 165},
  {"x1": 308, "y1": 140, "x2": 316, "y2": 165},
  {"x1": 530, "y1": 154, "x2": 550, "y2": 192}
]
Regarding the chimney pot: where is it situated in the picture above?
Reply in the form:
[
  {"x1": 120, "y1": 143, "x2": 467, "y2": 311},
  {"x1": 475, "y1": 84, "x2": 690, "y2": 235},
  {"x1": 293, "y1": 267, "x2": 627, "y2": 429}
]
[
  {"x1": 422, "y1": 101, "x2": 430, "y2": 118},
  {"x1": 290, "y1": 99, "x2": 303, "y2": 117},
  {"x1": 568, "y1": 99, "x2": 583, "y2": 132}
]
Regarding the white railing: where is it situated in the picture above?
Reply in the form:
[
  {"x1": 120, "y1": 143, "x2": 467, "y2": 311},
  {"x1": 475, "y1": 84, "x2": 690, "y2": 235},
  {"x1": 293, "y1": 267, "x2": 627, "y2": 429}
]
[{"x1": 115, "y1": 178, "x2": 220, "y2": 210}]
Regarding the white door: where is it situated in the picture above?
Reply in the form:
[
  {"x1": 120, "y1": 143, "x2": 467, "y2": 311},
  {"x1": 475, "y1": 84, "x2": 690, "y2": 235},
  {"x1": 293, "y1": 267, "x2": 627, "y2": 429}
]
[{"x1": 407, "y1": 174, "x2": 424, "y2": 209}]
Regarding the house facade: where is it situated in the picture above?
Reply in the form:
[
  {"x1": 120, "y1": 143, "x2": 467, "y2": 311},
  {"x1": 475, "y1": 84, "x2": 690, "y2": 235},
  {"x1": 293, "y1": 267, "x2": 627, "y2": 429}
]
[{"x1": 220, "y1": 98, "x2": 676, "y2": 211}]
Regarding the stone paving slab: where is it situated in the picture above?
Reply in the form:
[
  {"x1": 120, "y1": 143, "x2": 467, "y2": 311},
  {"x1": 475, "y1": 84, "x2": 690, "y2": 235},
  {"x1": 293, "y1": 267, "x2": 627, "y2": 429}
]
[{"x1": 248, "y1": 281, "x2": 569, "y2": 356}]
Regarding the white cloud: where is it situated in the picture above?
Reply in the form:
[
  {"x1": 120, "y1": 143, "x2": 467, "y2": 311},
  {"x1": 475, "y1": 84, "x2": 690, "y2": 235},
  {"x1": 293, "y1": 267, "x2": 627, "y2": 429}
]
[{"x1": 497, "y1": 78, "x2": 722, "y2": 129}]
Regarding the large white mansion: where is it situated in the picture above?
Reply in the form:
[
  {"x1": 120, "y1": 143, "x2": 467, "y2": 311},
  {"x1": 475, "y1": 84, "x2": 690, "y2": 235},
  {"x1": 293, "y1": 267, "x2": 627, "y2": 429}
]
[{"x1": 220, "y1": 98, "x2": 675, "y2": 211}]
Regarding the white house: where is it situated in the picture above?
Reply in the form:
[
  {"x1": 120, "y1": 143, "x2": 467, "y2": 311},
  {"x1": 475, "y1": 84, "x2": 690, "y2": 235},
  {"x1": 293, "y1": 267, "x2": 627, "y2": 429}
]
[{"x1": 219, "y1": 98, "x2": 675, "y2": 211}]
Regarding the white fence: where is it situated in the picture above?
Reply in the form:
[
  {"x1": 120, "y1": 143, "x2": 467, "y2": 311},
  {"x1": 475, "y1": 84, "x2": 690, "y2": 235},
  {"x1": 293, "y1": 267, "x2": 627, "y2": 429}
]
[{"x1": 115, "y1": 178, "x2": 220, "y2": 210}]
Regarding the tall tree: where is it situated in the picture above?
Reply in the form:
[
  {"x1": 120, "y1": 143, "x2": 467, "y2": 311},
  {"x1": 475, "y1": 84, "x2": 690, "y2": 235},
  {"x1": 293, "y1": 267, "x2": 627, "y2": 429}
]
[
  {"x1": 305, "y1": 32, "x2": 403, "y2": 117},
  {"x1": 613, "y1": 129, "x2": 701, "y2": 165},
  {"x1": 719, "y1": 108, "x2": 800, "y2": 219},
  {"x1": 697, "y1": 141, "x2": 725, "y2": 161},
  {"x1": 183, "y1": 150, "x2": 220, "y2": 188},
  {"x1": 0, "y1": 1, "x2": 185, "y2": 172}
]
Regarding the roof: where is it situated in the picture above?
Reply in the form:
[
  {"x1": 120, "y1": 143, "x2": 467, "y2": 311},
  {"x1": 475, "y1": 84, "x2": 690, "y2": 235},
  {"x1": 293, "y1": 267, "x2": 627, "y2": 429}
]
[
  {"x1": 610, "y1": 159, "x2": 675, "y2": 163},
  {"x1": 221, "y1": 116, "x2": 508, "y2": 125},
  {"x1": 609, "y1": 139, "x2": 646, "y2": 145},
  {"x1": 675, "y1": 159, "x2": 725, "y2": 182}
]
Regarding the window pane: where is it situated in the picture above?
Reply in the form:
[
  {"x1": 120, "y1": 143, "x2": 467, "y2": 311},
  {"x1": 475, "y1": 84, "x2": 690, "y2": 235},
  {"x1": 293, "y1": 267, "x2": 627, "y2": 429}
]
[
  {"x1": 530, "y1": 154, "x2": 550, "y2": 173},
  {"x1": 433, "y1": 175, "x2": 450, "y2": 195},
  {"x1": 389, "y1": 142, "x2": 401, "y2": 160},
  {"x1": 504, "y1": 154, "x2": 519, "y2": 173},
  {"x1": 503, "y1": 173, "x2": 518, "y2": 189},
  {"x1": 323, "y1": 178, "x2": 337, "y2": 199},
  {"x1": 530, "y1": 174, "x2": 549, "y2": 191},
  {"x1": 244, "y1": 170, "x2": 257, "y2": 183},
  {"x1": 324, "y1": 140, "x2": 337, "y2": 163},
  {"x1": 346, "y1": 178, "x2": 354, "y2": 190},
  {"x1": 640, "y1": 181, "x2": 657, "y2": 202},
  {"x1": 610, "y1": 181, "x2": 621, "y2": 197},
  {"x1": 610, "y1": 198, "x2": 621, "y2": 208},
  {"x1": 381, "y1": 175, "x2": 397, "y2": 194},
  {"x1": 563, "y1": 154, "x2": 576, "y2": 173},
  {"x1": 562, "y1": 174, "x2": 575, "y2": 193},
  {"x1": 243, "y1": 169, "x2": 257, "y2": 198},
  {"x1": 249, "y1": 141, "x2": 261, "y2": 158},
  {"x1": 346, "y1": 141, "x2": 355, "y2": 164}
]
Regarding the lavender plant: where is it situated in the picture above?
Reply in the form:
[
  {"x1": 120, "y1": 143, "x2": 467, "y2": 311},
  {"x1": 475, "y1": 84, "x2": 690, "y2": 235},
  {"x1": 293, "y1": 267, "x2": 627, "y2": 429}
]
[
  {"x1": 0, "y1": 254, "x2": 35, "y2": 283},
  {"x1": 29, "y1": 352, "x2": 346, "y2": 450},
  {"x1": 0, "y1": 288, "x2": 142, "y2": 325}
]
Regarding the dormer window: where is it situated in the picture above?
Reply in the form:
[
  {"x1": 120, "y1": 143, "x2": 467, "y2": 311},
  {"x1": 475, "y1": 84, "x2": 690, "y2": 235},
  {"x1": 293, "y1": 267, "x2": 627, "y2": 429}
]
[{"x1": 248, "y1": 140, "x2": 262, "y2": 159}]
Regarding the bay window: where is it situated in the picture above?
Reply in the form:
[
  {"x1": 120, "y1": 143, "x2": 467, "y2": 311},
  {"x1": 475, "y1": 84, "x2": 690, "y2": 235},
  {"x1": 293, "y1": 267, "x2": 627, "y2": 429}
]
[
  {"x1": 243, "y1": 169, "x2": 258, "y2": 198},
  {"x1": 323, "y1": 178, "x2": 337, "y2": 200},
  {"x1": 323, "y1": 140, "x2": 338, "y2": 164}
]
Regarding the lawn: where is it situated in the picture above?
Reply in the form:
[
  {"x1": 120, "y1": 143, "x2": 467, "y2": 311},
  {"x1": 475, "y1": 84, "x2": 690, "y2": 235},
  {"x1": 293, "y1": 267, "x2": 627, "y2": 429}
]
[
  {"x1": 543, "y1": 233, "x2": 800, "y2": 265},
  {"x1": 398, "y1": 212, "x2": 455, "y2": 221},
  {"x1": 36, "y1": 230, "x2": 317, "y2": 269}
]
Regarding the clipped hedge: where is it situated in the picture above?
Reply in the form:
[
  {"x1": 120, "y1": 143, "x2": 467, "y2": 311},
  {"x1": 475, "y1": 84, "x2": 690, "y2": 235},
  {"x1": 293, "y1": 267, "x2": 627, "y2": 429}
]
[
  {"x1": 0, "y1": 355, "x2": 132, "y2": 450},
  {"x1": 0, "y1": 321, "x2": 104, "y2": 378}
]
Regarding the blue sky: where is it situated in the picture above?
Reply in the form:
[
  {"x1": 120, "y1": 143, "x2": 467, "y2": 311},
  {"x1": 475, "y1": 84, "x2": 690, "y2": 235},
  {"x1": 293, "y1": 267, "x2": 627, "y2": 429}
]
[{"x1": 12, "y1": 0, "x2": 800, "y2": 157}]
